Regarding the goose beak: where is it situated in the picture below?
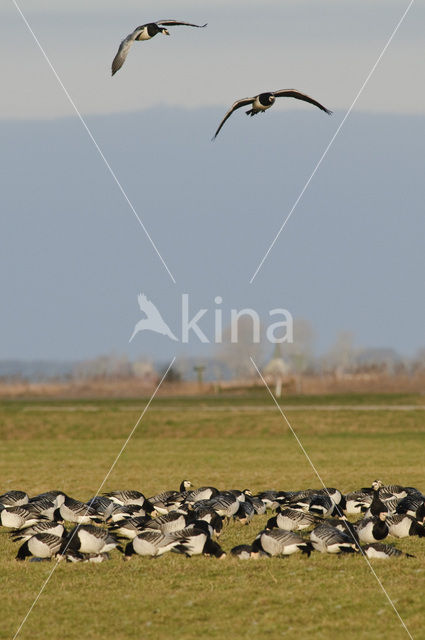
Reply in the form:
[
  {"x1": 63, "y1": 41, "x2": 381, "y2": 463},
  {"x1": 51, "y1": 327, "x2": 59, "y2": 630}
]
[{"x1": 163, "y1": 29, "x2": 170, "y2": 36}]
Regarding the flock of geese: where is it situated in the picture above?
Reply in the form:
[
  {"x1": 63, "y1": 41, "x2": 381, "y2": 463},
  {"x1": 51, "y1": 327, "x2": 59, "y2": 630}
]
[
  {"x1": 110, "y1": 19, "x2": 332, "y2": 139},
  {"x1": 1, "y1": 479, "x2": 424, "y2": 563}
]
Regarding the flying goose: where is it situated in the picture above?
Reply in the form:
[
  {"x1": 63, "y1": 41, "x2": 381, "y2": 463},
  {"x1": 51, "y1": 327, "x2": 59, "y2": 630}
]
[
  {"x1": 112, "y1": 21, "x2": 207, "y2": 76},
  {"x1": 212, "y1": 89, "x2": 332, "y2": 139}
]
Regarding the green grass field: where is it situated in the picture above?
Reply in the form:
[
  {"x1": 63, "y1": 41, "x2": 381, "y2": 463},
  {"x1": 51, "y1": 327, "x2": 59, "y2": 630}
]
[{"x1": 1, "y1": 393, "x2": 424, "y2": 640}]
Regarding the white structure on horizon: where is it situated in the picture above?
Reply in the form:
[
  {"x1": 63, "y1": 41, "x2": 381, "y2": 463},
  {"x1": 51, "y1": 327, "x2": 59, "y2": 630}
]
[{"x1": 263, "y1": 344, "x2": 290, "y2": 398}]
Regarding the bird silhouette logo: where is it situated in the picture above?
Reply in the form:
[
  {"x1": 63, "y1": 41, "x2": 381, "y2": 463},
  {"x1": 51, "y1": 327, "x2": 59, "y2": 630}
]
[{"x1": 129, "y1": 294, "x2": 178, "y2": 343}]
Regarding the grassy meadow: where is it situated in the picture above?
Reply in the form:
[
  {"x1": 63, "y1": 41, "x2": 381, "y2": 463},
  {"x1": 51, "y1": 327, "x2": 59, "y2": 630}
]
[{"x1": 1, "y1": 392, "x2": 424, "y2": 640}]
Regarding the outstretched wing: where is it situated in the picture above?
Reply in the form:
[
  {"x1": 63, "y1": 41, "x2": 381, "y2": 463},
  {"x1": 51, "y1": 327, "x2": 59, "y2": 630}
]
[
  {"x1": 111, "y1": 26, "x2": 145, "y2": 76},
  {"x1": 156, "y1": 20, "x2": 207, "y2": 28},
  {"x1": 212, "y1": 97, "x2": 254, "y2": 140},
  {"x1": 272, "y1": 89, "x2": 332, "y2": 115},
  {"x1": 137, "y1": 294, "x2": 163, "y2": 321}
]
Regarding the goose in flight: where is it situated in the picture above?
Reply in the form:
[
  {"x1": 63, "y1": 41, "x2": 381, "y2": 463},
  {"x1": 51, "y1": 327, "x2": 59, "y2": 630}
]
[
  {"x1": 112, "y1": 20, "x2": 207, "y2": 76},
  {"x1": 212, "y1": 89, "x2": 332, "y2": 140},
  {"x1": 129, "y1": 294, "x2": 178, "y2": 343}
]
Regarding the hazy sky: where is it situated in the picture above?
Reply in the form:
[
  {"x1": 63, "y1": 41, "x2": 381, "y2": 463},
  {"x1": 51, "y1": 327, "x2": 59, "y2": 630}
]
[{"x1": 1, "y1": 1, "x2": 424, "y2": 364}]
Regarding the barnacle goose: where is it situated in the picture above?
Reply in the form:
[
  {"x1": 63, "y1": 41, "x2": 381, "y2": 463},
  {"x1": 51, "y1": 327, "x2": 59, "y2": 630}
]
[
  {"x1": 386, "y1": 514, "x2": 425, "y2": 538},
  {"x1": 67, "y1": 525, "x2": 123, "y2": 554},
  {"x1": 0, "y1": 490, "x2": 29, "y2": 508},
  {"x1": 344, "y1": 490, "x2": 372, "y2": 515},
  {"x1": 143, "y1": 511, "x2": 192, "y2": 534},
  {"x1": 12, "y1": 521, "x2": 65, "y2": 543},
  {"x1": 355, "y1": 513, "x2": 389, "y2": 543},
  {"x1": 65, "y1": 550, "x2": 111, "y2": 563},
  {"x1": 207, "y1": 493, "x2": 240, "y2": 518},
  {"x1": 252, "y1": 529, "x2": 313, "y2": 557},
  {"x1": 266, "y1": 508, "x2": 317, "y2": 532},
  {"x1": 233, "y1": 500, "x2": 255, "y2": 525},
  {"x1": 29, "y1": 491, "x2": 66, "y2": 508},
  {"x1": 213, "y1": 89, "x2": 332, "y2": 139},
  {"x1": 170, "y1": 522, "x2": 226, "y2": 558},
  {"x1": 148, "y1": 480, "x2": 193, "y2": 509},
  {"x1": 107, "y1": 503, "x2": 151, "y2": 523},
  {"x1": 0, "y1": 505, "x2": 49, "y2": 529},
  {"x1": 310, "y1": 524, "x2": 358, "y2": 554},
  {"x1": 109, "y1": 516, "x2": 151, "y2": 540},
  {"x1": 59, "y1": 497, "x2": 101, "y2": 524},
  {"x1": 103, "y1": 490, "x2": 152, "y2": 508},
  {"x1": 111, "y1": 21, "x2": 207, "y2": 76},
  {"x1": 15, "y1": 533, "x2": 64, "y2": 561},
  {"x1": 362, "y1": 480, "x2": 389, "y2": 518},
  {"x1": 396, "y1": 495, "x2": 425, "y2": 522},
  {"x1": 362, "y1": 543, "x2": 415, "y2": 559},
  {"x1": 124, "y1": 530, "x2": 181, "y2": 558},
  {"x1": 231, "y1": 545, "x2": 254, "y2": 559}
]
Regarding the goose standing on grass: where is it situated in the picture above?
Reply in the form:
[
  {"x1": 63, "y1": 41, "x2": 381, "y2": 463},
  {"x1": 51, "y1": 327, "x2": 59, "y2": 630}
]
[
  {"x1": 212, "y1": 89, "x2": 332, "y2": 140},
  {"x1": 111, "y1": 21, "x2": 207, "y2": 76}
]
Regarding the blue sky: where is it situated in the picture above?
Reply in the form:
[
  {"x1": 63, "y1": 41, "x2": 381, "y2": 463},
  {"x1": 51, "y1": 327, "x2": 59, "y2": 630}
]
[{"x1": 0, "y1": 1, "x2": 423, "y2": 363}]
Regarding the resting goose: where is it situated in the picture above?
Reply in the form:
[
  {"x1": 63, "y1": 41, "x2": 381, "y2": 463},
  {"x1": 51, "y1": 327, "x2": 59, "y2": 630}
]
[
  {"x1": 111, "y1": 21, "x2": 207, "y2": 76},
  {"x1": 0, "y1": 490, "x2": 29, "y2": 508},
  {"x1": 124, "y1": 530, "x2": 181, "y2": 558},
  {"x1": 252, "y1": 529, "x2": 313, "y2": 557},
  {"x1": 310, "y1": 524, "x2": 358, "y2": 554},
  {"x1": 109, "y1": 516, "x2": 151, "y2": 540},
  {"x1": 170, "y1": 522, "x2": 226, "y2": 558},
  {"x1": 362, "y1": 543, "x2": 415, "y2": 559},
  {"x1": 212, "y1": 89, "x2": 332, "y2": 139},
  {"x1": 363, "y1": 480, "x2": 389, "y2": 518},
  {"x1": 355, "y1": 513, "x2": 388, "y2": 543},
  {"x1": 266, "y1": 508, "x2": 317, "y2": 532},
  {"x1": 0, "y1": 505, "x2": 48, "y2": 530},
  {"x1": 386, "y1": 514, "x2": 425, "y2": 538},
  {"x1": 12, "y1": 521, "x2": 65, "y2": 543},
  {"x1": 396, "y1": 495, "x2": 425, "y2": 522}
]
